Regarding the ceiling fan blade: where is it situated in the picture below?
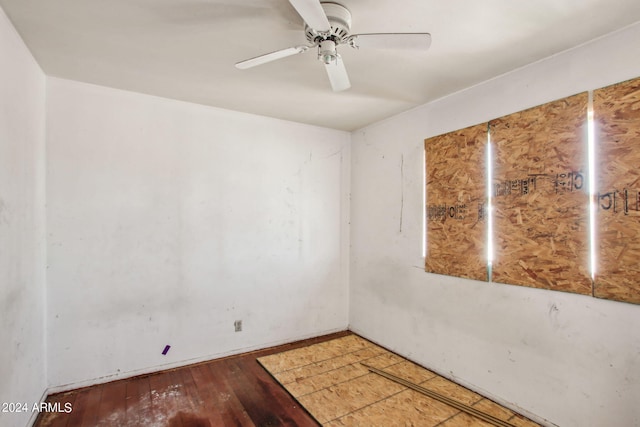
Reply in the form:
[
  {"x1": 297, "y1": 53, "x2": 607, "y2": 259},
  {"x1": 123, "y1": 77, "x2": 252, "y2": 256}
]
[
  {"x1": 288, "y1": 0, "x2": 331, "y2": 32},
  {"x1": 235, "y1": 46, "x2": 309, "y2": 69},
  {"x1": 324, "y1": 55, "x2": 351, "y2": 92},
  {"x1": 349, "y1": 33, "x2": 432, "y2": 50}
]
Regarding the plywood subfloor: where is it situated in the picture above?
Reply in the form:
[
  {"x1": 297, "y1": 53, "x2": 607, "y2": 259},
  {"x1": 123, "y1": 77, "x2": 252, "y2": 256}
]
[{"x1": 258, "y1": 335, "x2": 540, "y2": 427}]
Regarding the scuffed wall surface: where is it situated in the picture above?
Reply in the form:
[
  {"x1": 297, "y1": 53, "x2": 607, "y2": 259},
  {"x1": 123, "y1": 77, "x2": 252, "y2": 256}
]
[
  {"x1": 46, "y1": 78, "x2": 350, "y2": 389},
  {"x1": 0, "y1": 5, "x2": 47, "y2": 427}
]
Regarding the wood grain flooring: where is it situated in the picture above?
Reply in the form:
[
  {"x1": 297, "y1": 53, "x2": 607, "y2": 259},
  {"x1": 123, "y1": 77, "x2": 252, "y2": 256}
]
[{"x1": 34, "y1": 332, "x2": 352, "y2": 427}]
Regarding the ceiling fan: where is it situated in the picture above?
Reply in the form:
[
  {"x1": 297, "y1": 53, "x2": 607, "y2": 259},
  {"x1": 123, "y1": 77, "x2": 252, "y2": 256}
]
[{"x1": 235, "y1": 0, "x2": 431, "y2": 92}]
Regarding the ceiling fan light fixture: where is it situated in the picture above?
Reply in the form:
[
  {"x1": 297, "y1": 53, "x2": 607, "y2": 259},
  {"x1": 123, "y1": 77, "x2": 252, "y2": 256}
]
[{"x1": 318, "y1": 39, "x2": 338, "y2": 64}]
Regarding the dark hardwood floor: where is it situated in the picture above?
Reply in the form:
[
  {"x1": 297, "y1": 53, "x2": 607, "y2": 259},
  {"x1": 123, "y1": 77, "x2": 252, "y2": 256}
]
[{"x1": 35, "y1": 331, "x2": 351, "y2": 427}]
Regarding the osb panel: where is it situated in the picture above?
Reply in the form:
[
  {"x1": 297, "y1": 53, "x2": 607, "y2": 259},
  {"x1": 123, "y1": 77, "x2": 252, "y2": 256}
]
[
  {"x1": 274, "y1": 346, "x2": 385, "y2": 385},
  {"x1": 284, "y1": 363, "x2": 370, "y2": 397},
  {"x1": 472, "y1": 399, "x2": 516, "y2": 423},
  {"x1": 490, "y1": 92, "x2": 592, "y2": 294},
  {"x1": 326, "y1": 389, "x2": 459, "y2": 427},
  {"x1": 383, "y1": 360, "x2": 437, "y2": 384},
  {"x1": 593, "y1": 77, "x2": 640, "y2": 304},
  {"x1": 421, "y1": 376, "x2": 483, "y2": 406},
  {"x1": 508, "y1": 414, "x2": 546, "y2": 427},
  {"x1": 425, "y1": 123, "x2": 488, "y2": 281},
  {"x1": 438, "y1": 412, "x2": 495, "y2": 427},
  {"x1": 297, "y1": 373, "x2": 406, "y2": 423},
  {"x1": 258, "y1": 335, "x2": 372, "y2": 374},
  {"x1": 259, "y1": 335, "x2": 540, "y2": 426}
]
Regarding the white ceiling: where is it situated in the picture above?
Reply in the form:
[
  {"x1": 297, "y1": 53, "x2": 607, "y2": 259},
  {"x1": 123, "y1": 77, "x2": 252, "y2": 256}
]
[{"x1": 3, "y1": 0, "x2": 640, "y2": 131}]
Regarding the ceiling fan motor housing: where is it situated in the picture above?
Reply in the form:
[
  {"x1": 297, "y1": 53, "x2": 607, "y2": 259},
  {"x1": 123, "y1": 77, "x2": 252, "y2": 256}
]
[{"x1": 305, "y1": 2, "x2": 352, "y2": 44}]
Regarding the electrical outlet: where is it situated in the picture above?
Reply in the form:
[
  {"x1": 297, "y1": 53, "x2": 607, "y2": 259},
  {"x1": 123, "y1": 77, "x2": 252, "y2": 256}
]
[{"x1": 234, "y1": 320, "x2": 242, "y2": 332}]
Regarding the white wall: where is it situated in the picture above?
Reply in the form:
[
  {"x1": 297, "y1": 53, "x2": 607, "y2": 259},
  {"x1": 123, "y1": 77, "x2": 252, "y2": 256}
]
[
  {"x1": 0, "y1": 6, "x2": 47, "y2": 427},
  {"x1": 350, "y1": 22, "x2": 640, "y2": 427},
  {"x1": 46, "y1": 78, "x2": 350, "y2": 389}
]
